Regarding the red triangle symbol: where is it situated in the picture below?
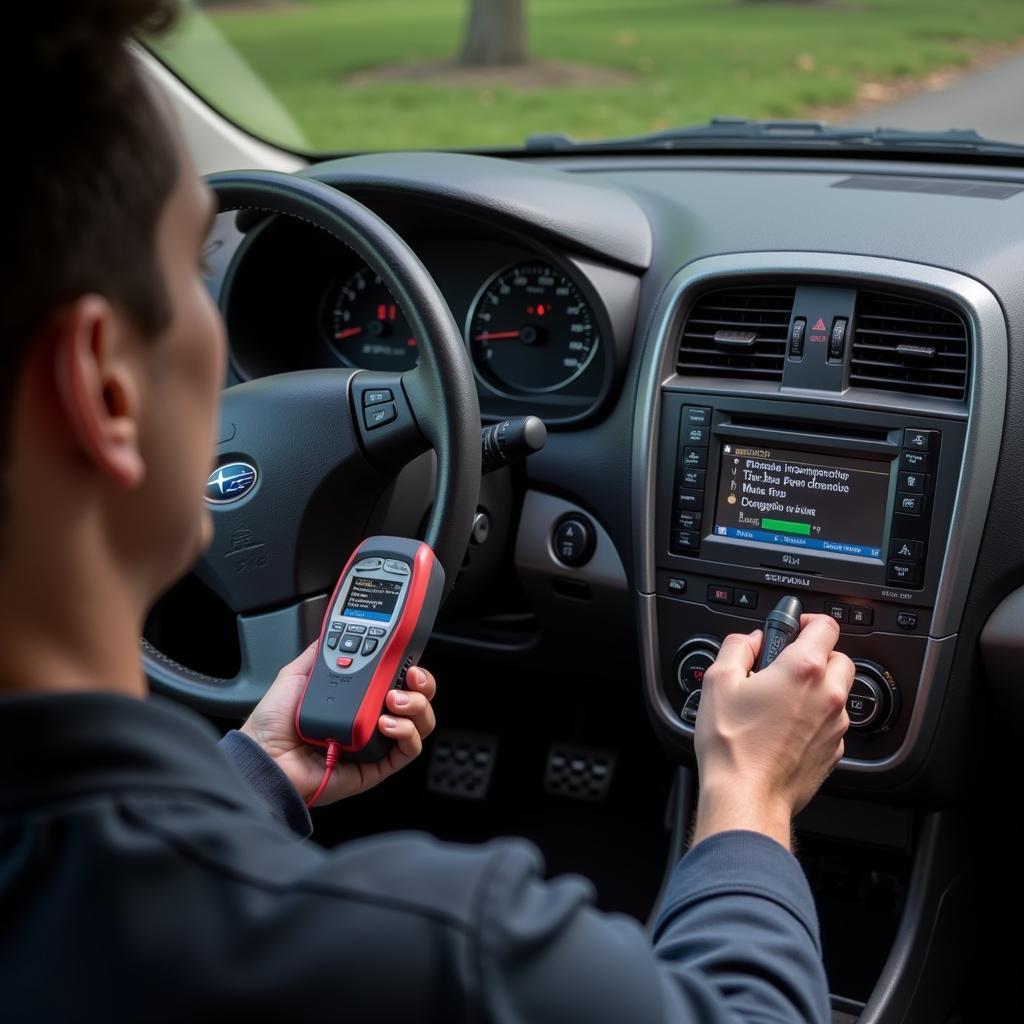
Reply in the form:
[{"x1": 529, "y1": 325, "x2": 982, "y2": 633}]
[{"x1": 812, "y1": 317, "x2": 827, "y2": 332}]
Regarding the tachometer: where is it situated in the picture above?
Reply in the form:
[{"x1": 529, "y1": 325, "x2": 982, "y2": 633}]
[
  {"x1": 466, "y1": 262, "x2": 599, "y2": 394},
  {"x1": 327, "y1": 267, "x2": 418, "y2": 371}
]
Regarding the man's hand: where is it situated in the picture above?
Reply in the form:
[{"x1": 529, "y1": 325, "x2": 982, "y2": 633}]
[
  {"x1": 692, "y1": 614, "x2": 854, "y2": 851},
  {"x1": 240, "y1": 642, "x2": 437, "y2": 807}
]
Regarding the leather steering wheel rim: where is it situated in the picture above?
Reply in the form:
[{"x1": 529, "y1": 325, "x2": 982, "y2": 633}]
[{"x1": 142, "y1": 170, "x2": 480, "y2": 717}]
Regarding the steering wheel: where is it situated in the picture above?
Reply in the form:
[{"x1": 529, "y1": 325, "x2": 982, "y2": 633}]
[{"x1": 143, "y1": 170, "x2": 481, "y2": 718}]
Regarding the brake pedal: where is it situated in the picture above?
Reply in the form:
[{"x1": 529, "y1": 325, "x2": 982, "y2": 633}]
[
  {"x1": 426, "y1": 730, "x2": 497, "y2": 800},
  {"x1": 545, "y1": 743, "x2": 616, "y2": 802}
]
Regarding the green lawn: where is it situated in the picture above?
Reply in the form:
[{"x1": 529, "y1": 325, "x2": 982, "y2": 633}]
[{"x1": 155, "y1": 0, "x2": 1024, "y2": 152}]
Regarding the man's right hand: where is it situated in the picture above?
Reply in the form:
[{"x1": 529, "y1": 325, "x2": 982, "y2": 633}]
[{"x1": 692, "y1": 614, "x2": 855, "y2": 851}]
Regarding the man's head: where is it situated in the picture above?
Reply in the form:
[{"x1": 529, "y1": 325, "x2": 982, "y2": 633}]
[{"x1": 2, "y1": 0, "x2": 225, "y2": 631}]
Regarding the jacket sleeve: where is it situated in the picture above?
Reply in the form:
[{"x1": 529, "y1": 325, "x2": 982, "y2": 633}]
[
  {"x1": 473, "y1": 830, "x2": 830, "y2": 1024},
  {"x1": 217, "y1": 729, "x2": 312, "y2": 838}
]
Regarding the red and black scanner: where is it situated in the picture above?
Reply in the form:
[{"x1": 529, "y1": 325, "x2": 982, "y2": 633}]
[{"x1": 296, "y1": 536, "x2": 445, "y2": 763}]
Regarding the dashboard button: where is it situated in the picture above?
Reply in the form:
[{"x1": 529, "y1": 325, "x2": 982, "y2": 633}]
[
  {"x1": 668, "y1": 577, "x2": 687, "y2": 594},
  {"x1": 683, "y1": 406, "x2": 711, "y2": 428},
  {"x1": 887, "y1": 561, "x2": 922, "y2": 586},
  {"x1": 677, "y1": 650, "x2": 713, "y2": 693},
  {"x1": 846, "y1": 676, "x2": 881, "y2": 729},
  {"x1": 848, "y1": 605, "x2": 874, "y2": 626},
  {"x1": 680, "y1": 468, "x2": 705, "y2": 489},
  {"x1": 898, "y1": 471, "x2": 929, "y2": 494},
  {"x1": 671, "y1": 530, "x2": 700, "y2": 554},
  {"x1": 362, "y1": 388, "x2": 394, "y2": 407},
  {"x1": 553, "y1": 515, "x2": 596, "y2": 567},
  {"x1": 707, "y1": 584, "x2": 733, "y2": 606},
  {"x1": 825, "y1": 601, "x2": 848, "y2": 623},
  {"x1": 789, "y1": 318, "x2": 806, "y2": 357},
  {"x1": 895, "y1": 492, "x2": 924, "y2": 515},
  {"x1": 896, "y1": 611, "x2": 919, "y2": 631},
  {"x1": 891, "y1": 538, "x2": 923, "y2": 560},
  {"x1": 903, "y1": 429, "x2": 934, "y2": 452},
  {"x1": 676, "y1": 488, "x2": 703, "y2": 511},
  {"x1": 681, "y1": 424, "x2": 709, "y2": 447},
  {"x1": 735, "y1": 588, "x2": 758, "y2": 610},
  {"x1": 681, "y1": 447, "x2": 707, "y2": 470},
  {"x1": 674, "y1": 510, "x2": 701, "y2": 531},
  {"x1": 364, "y1": 402, "x2": 397, "y2": 430},
  {"x1": 900, "y1": 450, "x2": 929, "y2": 472},
  {"x1": 829, "y1": 318, "x2": 848, "y2": 361}
]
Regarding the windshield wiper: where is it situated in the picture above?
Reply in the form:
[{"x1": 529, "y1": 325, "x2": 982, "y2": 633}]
[{"x1": 525, "y1": 118, "x2": 1024, "y2": 155}]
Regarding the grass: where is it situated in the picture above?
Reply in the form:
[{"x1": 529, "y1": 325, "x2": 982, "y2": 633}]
[{"x1": 154, "y1": 0, "x2": 1024, "y2": 152}]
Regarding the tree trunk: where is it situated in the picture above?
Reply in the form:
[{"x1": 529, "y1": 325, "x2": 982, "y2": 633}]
[{"x1": 458, "y1": 0, "x2": 529, "y2": 67}]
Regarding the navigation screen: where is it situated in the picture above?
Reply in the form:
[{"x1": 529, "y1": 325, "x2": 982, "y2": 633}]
[
  {"x1": 712, "y1": 443, "x2": 890, "y2": 559},
  {"x1": 342, "y1": 576, "x2": 404, "y2": 622}
]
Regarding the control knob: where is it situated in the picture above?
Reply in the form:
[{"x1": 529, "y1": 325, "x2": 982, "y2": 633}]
[
  {"x1": 672, "y1": 635, "x2": 721, "y2": 727},
  {"x1": 847, "y1": 660, "x2": 900, "y2": 734}
]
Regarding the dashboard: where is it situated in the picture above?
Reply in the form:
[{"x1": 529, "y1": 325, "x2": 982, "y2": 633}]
[{"x1": 208, "y1": 148, "x2": 1024, "y2": 805}]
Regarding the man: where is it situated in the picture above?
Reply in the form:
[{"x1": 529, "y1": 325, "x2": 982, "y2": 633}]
[{"x1": 0, "y1": 2, "x2": 854, "y2": 1021}]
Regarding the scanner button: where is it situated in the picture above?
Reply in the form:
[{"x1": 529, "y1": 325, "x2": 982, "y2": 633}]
[
  {"x1": 339, "y1": 635, "x2": 362, "y2": 654},
  {"x1": 368, "y1": 627, "x2": 387, "y2": 638},
  {"x1": 344, "y1": 623, "x2": 367, "y2": 635},
  {"x1": 384, "y1": 559, "x2": 410, "y2": 575},
  {"x1": 354, "y1": 557, "x2": 384, "y2": 571},
  {"x1": 326, "y1": 633, "x2": 341, "y2": 650},
  {"x1": 361, "y1": 638, "x2": 379, "y2": 656},
  {"x1": 336, "y1": 657, "x2": 353, "y2": 669}
]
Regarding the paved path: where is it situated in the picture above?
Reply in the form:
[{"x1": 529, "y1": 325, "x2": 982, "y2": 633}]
[{"x1": 842, "y1": 51, "x2": 1024, "y2": 144}]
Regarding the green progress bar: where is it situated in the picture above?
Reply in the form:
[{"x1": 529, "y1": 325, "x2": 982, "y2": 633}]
[{"x1": 761, "y1": 518, "x2": 811, "y2": 536}]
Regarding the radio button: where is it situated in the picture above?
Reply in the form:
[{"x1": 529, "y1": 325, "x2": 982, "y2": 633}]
[
  {"x1": 735, "y1": 589, "x2": 758, "y2": 610},
  {"x1": 887, "y1": 561, "x2": 923, "y2": 586},
  {"x1": 895, "y1": 492, "x2": 924, "y2": 515},
  {"x1": 674, "y1": 510, "x2": 702, "y2": 531},
  {"x1": 707, "y1": 584, "x2": 733, "y2": 606},
  {"x1": 898, "y1": 471, "x2": 929, "y2": 494},
  {"x1": 677, "y1": 488, "x2": 703, "y2": 512},
  {"x1": 682, "y1": 424, "x2": 709, "y2": 447},
  {"x1": 849, "y1": 605, "x2": 874, "y2": 626},
  {"x1": 900, "y1": 450, "x2": 929, "y2": 472},
  {"x1": 891, "y1": 538, "x2": 923, "y2": 560},
  {"x1": 903, "y1": 428, "x2": 935, "y2": 452},
  {"x1": 683, "y1": 406, "x2": 711, "y2": 428},
  {"x1": 825, "y1": 601, "x2": 848, "y2": 624},
  {"x1": 671, "y1": 530, "x2": 700, "y2": 554},
  {"x1": 680, "y1": 468, "x2": 705, "y2": 489},
  {"x1": 681, "y1": 447, "x2": 707, "y2": 470}
]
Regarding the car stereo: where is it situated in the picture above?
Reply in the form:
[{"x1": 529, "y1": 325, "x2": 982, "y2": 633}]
[{"x1": 663, "y1": 398, "x2": 964, "y2": 607}]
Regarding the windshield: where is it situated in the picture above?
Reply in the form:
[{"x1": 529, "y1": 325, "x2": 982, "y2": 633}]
[{"x1": 153, "y1": 0, "x2": 1024, "y2": 154}]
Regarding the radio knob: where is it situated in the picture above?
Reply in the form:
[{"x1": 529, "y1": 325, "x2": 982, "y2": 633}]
[
  {"x1": 847, "y1": 660, "x2": 899, "y2": 734},
  {"x1": 676, "y1": 648, "x2": 714, "y2": 695}
]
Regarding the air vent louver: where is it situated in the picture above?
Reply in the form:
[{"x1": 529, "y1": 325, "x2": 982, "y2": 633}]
[
  {"x1": 851, "y1": 291, "x2": 969, "y2": 400},
  {"x1": 677, "y1": 286, "x2": 795, "y2": 381}
]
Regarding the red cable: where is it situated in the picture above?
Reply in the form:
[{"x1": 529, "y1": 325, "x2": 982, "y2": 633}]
[{"x1": 306, "y1": 741, "x2": 340, "y2": 808}]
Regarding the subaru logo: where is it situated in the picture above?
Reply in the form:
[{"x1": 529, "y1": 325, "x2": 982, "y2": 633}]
[{"x1": 205, "y1": 462, "x2": 257, "y2": 504}]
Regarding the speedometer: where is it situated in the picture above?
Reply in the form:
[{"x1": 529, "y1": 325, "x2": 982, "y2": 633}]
[{"x1": 466, "y1": 262, "x2": 600, "y2": 394}]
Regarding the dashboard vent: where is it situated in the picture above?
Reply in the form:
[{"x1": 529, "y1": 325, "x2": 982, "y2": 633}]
[
  {"x1": 851, "y1": 291, "x2": 969, "y2": 401},
  {"x1": 677, "y1": 285, "x2": 795, "y2": 381}
]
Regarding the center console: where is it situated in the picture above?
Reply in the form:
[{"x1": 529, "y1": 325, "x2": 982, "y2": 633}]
[{"x1": 633, "y1": 253, "x2": 1006, "y2": 782}]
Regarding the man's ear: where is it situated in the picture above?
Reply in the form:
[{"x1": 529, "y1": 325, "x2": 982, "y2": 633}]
[{"x1": 51, "y1": 295, "x2": 146, "y2": 490}]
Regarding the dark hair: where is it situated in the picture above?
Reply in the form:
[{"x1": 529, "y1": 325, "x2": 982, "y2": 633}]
[{"x1": 2, "y1": 0, "x2": 180, "y2": 454}]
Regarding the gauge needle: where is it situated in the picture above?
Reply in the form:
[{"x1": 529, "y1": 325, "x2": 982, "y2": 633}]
[
  {"x1": 335, "y1": 327, "x2": 364, "y2": 340},
  {"x1": 474, "y1": 330, "x2": 521, "y2": 341}
]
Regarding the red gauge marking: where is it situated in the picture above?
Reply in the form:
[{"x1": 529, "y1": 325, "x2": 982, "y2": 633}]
[
  {"x1": 407, "y1": 338, "x2": 417, "y2": 347},
  {"x1": 474, "y1": 330, "x2": 521, "y2": 341},
  {"x1": 335, "y1": 327, "x2": 364, "y2": 340}
]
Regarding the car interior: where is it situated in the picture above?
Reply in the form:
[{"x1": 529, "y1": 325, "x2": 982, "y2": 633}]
[{"x1": 134, "y1": 17, "x2": 1024, "y2": 1024}]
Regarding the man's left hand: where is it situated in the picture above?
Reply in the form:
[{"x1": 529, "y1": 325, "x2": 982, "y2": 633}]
[{"x1": 240, "y1": 642, "x2": 437, "y2": 806}]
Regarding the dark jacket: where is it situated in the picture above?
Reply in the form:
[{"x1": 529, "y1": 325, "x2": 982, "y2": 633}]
[{"x1": 0, "y1": 692, "x2": 830, "y2": 1022}]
